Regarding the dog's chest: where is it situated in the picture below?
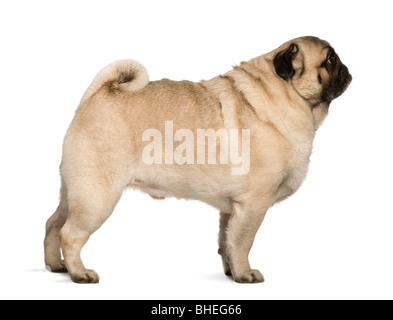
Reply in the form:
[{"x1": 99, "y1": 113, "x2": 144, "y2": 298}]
[{"x1": 275, "y1": 144, "x2": 312, "y2": 203}]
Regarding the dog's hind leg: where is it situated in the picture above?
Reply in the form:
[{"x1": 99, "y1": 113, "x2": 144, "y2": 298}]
[
  {"x1": 44, "y1": 178, "x2": 68, "y2": 273},
  {"x1": 59, "y1": 175, "x2": 125, "y2": 284},
  {"x1": 218, "y1": 212, "x2": 232, "y2": 277}
]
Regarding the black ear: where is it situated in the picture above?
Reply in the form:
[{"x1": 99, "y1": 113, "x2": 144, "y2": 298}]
[{"x1": 273, "y1": 43, "x2": 299, "y2": 80}]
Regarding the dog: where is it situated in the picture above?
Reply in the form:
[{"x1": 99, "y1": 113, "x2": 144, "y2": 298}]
[{"x1": 44, "y1": 36, "x2": 351, "y2": 283}]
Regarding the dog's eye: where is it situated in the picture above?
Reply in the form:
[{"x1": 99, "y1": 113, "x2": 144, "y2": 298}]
[{"x1": 327, "y1": 53, "x2": 336, "y2": 66}]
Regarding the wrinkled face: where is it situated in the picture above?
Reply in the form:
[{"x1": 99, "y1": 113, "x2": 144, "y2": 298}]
[{"x1": 273, "y1": 36, "x2": 352, "y2": 106}]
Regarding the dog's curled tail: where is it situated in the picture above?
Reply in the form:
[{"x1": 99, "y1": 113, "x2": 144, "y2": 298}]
[{"x1": 80, "y1": 60, "x2": 149, "y2": 104}]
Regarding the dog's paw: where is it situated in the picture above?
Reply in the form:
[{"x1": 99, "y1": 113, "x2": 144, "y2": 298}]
[
  {"x1": 45, "y1": 260, "x2": 67, "y2": 273},
  {"x1": 70, "y1": 269, "x2": 100, "y2": 284},
  {"x1": 234, "y1": 269, "x2": 264, "y2": 283}
]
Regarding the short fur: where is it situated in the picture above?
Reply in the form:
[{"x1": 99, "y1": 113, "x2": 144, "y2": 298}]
[{"x1": 44, "y1": 36, "x2": 351, "y2": 283}]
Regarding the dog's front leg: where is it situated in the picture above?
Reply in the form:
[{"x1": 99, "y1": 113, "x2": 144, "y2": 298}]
[{"x1": 224, "y1": 199, "x2": 270, "y2": 283}]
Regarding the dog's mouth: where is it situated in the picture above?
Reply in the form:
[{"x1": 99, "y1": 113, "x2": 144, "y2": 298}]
[
  {"x1": 336, "y1": 64, "x2": 352, "y2": 98},
  {"x1": 344, "y1": 71, "x2": 352, "y2": 90}
]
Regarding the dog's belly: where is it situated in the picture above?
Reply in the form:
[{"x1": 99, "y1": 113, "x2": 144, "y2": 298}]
[
  {"x1": 128, "y1": 179, "x2": 234, "y2": 213},
  {"x1": 129, "y1": 179, "x2": 169, "y2": 200}
]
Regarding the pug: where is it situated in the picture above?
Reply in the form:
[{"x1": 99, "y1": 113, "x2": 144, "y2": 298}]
[{"x1": 44, "y1": 36, "x2": 351, "y2": 283}]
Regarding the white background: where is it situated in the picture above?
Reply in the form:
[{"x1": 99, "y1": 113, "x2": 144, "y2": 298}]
[{"x1": 1, "y1": 0, "x2": 392, "y2": 300}]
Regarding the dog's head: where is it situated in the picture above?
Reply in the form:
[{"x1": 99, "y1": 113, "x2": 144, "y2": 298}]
[{"x1": 273, "y1": 36, "x2": 352, "y2": 106}]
